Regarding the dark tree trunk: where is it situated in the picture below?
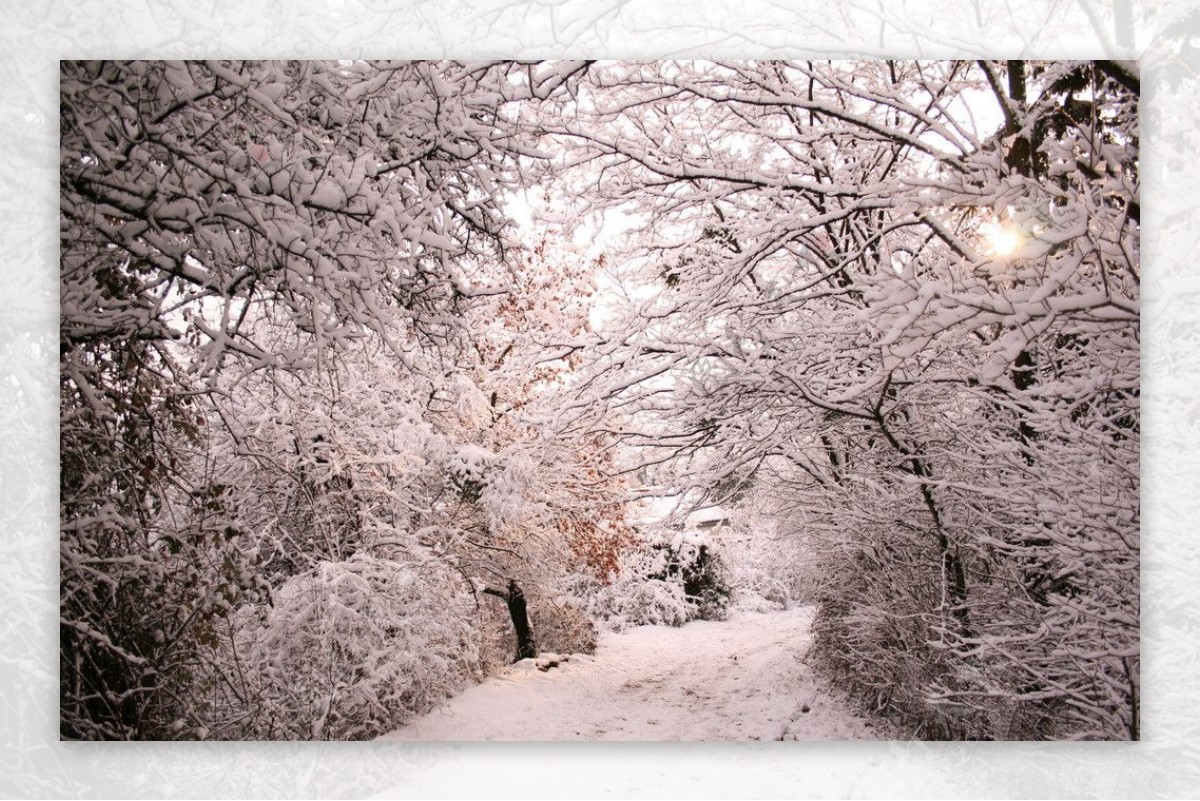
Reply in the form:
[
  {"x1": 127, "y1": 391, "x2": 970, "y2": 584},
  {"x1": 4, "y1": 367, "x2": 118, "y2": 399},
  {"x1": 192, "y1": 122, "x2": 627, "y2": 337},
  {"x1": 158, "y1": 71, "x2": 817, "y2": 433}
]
[
  {"x1": 505, "y1": 580, "x2": 537, "y2": 661},
  {"x1": 872, "y1": 394, "x2": 973, "y2": 643},
  {"x1": 484, "y1": 579, "x2": 537, "y2": 662}
]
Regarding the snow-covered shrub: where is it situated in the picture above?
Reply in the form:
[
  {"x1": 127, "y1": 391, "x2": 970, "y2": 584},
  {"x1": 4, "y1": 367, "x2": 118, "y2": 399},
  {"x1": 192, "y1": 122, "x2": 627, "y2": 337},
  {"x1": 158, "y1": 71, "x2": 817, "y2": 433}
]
[
  {"x1": 646, "y1": 533, "x2": 732, "y2": 622},
  {"x1": 798, "y1": 441, "x2": 1139, "y2": 741},
  {"x1": 590, "y1": 578, "x2": 692, "y2": 631},
  {"x1": 221, "y1": 553, "x2": 480, "y2": 741},
  {"x1": 727, "y1": 571, "x2": 793, "y2": 614},
  {"x1": 710, "y1": 513, "x2": 807, "y2": 613},
  {"x1": 804, "y1": 527, "x2": 979, "y2": 739},
  {"x1": 474, "y1": 592, "x2": 517, "y2": 672},
  {"x1": 584, "y1": 531, "x2": 732, "y2": 631},
  {"x1": 529, "y1": 594, "x2": 597, "y2": 657}
]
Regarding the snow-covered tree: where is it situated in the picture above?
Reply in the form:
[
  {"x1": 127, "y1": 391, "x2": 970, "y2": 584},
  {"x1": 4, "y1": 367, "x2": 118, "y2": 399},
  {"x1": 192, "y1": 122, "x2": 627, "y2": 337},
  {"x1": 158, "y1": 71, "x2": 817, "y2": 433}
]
[
  {"x1": 60, "y1": 59, "x2": 1139, "y2": 742},
  {"x1": 59, "y1": 59, "x2": 543, "y2": 739},
  {"x1": 537, "y1": 60, "x2": 1139, "y2": 739}
]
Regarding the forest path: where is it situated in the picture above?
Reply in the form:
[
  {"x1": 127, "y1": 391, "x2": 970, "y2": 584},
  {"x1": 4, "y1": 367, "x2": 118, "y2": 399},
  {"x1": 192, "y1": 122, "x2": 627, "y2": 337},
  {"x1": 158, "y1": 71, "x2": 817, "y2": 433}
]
[{"x1": 378, "y1": 606, "x2": 881, "y2": 741}]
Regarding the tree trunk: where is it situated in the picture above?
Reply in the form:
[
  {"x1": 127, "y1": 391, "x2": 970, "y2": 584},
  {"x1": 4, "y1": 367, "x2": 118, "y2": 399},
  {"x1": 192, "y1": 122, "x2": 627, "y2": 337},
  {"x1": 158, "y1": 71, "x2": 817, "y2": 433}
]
[
  {"x1": 873, "y1": 399, "x2": 973, "y2": 642},
  {"x1": 485, "y1": 580, "x2": 538, "y2": 662}
]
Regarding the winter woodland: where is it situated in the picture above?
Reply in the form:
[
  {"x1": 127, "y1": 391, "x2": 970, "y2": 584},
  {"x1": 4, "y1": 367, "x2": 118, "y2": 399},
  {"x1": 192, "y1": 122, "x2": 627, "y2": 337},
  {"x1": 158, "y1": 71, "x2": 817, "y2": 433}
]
[{"x1": 60, "y1": 60, "x2": 1139, "y2": 741}]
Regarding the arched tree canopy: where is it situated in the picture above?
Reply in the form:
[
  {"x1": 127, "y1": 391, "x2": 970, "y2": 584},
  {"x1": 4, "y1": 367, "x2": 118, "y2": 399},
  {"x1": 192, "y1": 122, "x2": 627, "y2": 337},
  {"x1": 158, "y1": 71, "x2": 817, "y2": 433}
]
[{"x1": 60, "y1": 60, "x2": 1138, "y2": 741}]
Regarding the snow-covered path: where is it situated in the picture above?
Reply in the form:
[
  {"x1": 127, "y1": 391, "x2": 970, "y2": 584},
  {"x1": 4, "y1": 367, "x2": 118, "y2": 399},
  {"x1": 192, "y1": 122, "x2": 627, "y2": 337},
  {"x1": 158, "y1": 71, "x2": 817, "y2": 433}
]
[{"x1": 378, "y1": 606, "x2": 881, "y2": 741}]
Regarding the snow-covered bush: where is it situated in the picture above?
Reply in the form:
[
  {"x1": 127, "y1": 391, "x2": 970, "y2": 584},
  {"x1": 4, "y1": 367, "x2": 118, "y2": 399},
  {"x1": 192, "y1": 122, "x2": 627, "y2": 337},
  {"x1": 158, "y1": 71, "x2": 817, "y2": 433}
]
[
  {"x1": 529, "y1": 594, "x2": 597, "y2": 657},
  {"x1": 654, "y1": 535, "x2": 732, "y2": 622},
  {"x1": 709, "y1": 512, "x2": 807, "y2": 613},
  {"x1": 216, "y1": 553, "x2": 480, "y2": 741},
  {"x1": 726, "y1": 569, "x2": 793, "y2": 614},
  {"x1": 584, "y1": 531, "x2": 731, "y2": 631},
  {"x1": 794, "y1": 423, "x2": 1139, "y2": 741},
  {"x1": 589, "y1": 578, "x2": 692, "y2": 631},
  {"x1": 800, "y1": 514, "x2": 982, "y2": 739}
]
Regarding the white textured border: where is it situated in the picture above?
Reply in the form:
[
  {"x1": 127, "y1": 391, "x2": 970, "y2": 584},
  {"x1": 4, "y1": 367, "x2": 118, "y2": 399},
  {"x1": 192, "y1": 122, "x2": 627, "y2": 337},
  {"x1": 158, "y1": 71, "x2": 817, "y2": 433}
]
[{"x1": 2, "y1": 1, "x2": 1193, "y2": 797}]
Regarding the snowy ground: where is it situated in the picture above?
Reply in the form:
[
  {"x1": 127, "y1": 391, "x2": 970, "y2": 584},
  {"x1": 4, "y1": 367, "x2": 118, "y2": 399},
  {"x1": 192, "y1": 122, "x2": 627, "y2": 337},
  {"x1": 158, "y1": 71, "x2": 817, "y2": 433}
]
[{"x1": 378, "y1": 606, "x2": 883, "y2": 741}]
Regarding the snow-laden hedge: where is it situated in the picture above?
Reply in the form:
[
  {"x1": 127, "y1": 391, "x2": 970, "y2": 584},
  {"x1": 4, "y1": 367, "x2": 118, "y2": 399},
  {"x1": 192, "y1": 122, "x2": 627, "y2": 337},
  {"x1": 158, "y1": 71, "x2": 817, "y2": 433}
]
[
  {"x1": 590, "y1": 578, "x2": 693, "y2": 631},
  {"x1": 713, "y1": 515, "x2": 807, "y2": 613},
  {"x1": 207, "y1": 553, "x2": 481, "y2": 741},
  {"x1": 584, "y1": 531, "x2": 731, "y2": 631}
]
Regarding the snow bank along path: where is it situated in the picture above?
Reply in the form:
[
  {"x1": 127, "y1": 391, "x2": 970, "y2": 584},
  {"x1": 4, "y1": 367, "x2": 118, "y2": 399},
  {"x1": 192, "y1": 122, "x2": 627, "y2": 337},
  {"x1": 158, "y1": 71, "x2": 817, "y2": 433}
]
[{"x1": 379, "y1": 606, "x2": 881, "y2": 741}]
